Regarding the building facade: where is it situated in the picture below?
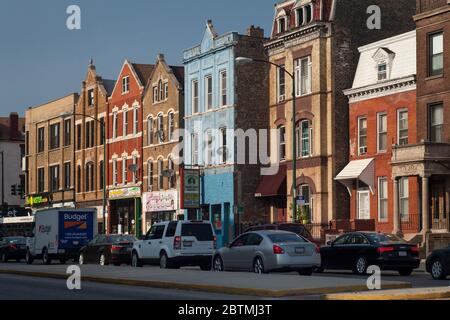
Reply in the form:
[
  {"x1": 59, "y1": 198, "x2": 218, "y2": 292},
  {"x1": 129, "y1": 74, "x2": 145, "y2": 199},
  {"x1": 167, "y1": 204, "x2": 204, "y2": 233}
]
[
  {"x1": 106, "y1": 60, "x2": 154, "y2": 236},
  {"x1": 340, "y1": 31, "x2": 419, "y2": 236},
  {"x1": 183, "y1": 21, "x2": 269, "y2": 246},
  {"x1": 0, "y1": 113, "x2": 26, "y2": 210},
  {"x1": 141, "y1": 54, "x2": 184, "y2": 234},
  {"x1": 263, "y1": 0, "x2": 416, "y2": 226},
  {"x1": 74, "y1": 60, "x2": 115, "y2": 232},
  {"x1": 25, "y1": 94, "x2": 79, "y2": 211},
  {"x1": 390, "y1": 0, "x2": 450, "y2": 252}
]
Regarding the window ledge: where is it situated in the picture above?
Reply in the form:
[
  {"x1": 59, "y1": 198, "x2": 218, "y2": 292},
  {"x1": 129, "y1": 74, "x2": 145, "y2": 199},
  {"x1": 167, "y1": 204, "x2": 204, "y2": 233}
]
[{"x1": 425, "y1": 74, "x2": 444, "y2": 81}]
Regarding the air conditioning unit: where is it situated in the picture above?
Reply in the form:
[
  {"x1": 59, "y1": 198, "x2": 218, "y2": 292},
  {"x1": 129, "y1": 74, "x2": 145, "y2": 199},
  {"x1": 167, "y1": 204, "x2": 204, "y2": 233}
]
[{"x1": 360, "y1": 147, "x2": 368, "y2": 155}]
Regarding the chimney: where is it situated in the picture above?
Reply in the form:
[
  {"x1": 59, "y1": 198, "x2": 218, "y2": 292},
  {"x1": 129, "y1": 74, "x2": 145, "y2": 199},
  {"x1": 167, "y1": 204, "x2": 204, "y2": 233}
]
[
  {"x1": 157, "y1": 53, "x2": 165, "y2": 62},
  {"x1": 247, "y1": 25, "x2": 264, "y2": 38},
  {"x1": 9, "y1": 112, "x2": 19, "y2": 140}
]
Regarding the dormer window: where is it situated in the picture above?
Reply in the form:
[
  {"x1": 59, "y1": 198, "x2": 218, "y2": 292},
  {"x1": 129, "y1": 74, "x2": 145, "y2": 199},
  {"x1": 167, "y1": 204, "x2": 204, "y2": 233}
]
[
  {"x1": 295, "y1": 4, "x2": 313, "y2": 27},
  {"x1": 278, "y1": 17, "x2": 286, "y2": 33},
  {"x1": 378, "y1": 63, "x2": 387, "y2": 81}
]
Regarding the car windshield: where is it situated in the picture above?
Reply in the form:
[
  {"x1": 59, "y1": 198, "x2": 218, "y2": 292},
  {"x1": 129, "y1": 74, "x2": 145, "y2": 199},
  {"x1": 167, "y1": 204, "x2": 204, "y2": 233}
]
[
  {"x1": 365, "y1": 233, "x2": 405, "y2": 244},
  {"x1": 267, "y1": 233, "x2": 306, "y2": 243},
  {"x1": 108, "y1": 235, "x2": 137, "y2": 243},
  {"x1": 6, "y1": 237, "x2": 26, "y2": 244},
  {"x1": 181, "y1": 224, "x2": 213, "y2": 241}
]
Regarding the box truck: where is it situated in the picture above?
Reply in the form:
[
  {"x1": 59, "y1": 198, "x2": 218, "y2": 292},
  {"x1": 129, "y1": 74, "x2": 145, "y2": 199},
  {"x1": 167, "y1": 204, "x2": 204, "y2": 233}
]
[{"x1": 26, "y1": 209, "x2": 97, "y2": 264}]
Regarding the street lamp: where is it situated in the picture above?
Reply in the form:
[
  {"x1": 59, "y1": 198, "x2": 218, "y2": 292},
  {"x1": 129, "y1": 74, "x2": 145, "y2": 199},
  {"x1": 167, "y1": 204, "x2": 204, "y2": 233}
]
[
  {"x1": 235, "y1": 57, "x2": 299, "y2": 221},
  {"x1": 60, "y1": 112, "x2": 107, "y2": 234}
]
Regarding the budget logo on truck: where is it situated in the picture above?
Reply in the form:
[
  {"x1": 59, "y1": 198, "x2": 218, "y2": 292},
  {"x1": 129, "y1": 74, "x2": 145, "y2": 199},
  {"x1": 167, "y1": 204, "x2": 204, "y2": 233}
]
[{"x1": 58, "y1": 211, "x2": 94, "y2": 249}]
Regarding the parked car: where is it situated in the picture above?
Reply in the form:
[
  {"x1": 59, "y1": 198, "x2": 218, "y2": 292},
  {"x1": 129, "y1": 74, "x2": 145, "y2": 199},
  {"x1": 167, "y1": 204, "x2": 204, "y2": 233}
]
[
  {"x1": 245, "y1": 223, "x2": 316, "y2": 244},
  {"x1": 131, "y1": 220, "x2": 216, "y2": 270},
  {"x1": 426, "y1": 245, "x2": 450, "y2": 280},
  {"x1": 212, "y1": 230, "x2": 321, "y2": 275},
  {"x1": 79, "y1": 234, "x2": 137, "y2": 266},
  {"x1": 0, "y1": 236, "x2": 27, "y2": 262},
  {"x1": 317, "y1": 232, "x2": 420, "y2": 276}
]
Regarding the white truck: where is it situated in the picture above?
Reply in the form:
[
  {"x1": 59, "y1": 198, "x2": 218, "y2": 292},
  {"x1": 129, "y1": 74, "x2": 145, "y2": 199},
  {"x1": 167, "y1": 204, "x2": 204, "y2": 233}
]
[{"x1": 26, "y1": 209, "x2": 97, "y2": 265}]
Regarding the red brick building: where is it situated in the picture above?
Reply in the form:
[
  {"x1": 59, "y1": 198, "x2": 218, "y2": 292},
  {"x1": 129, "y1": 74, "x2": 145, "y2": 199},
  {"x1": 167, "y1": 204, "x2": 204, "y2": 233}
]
[
  {"x1": 340, "y1": 31, "x2": 419, "y2": 236},
  {"x1": 106, "y1": 60, "x2": 154, "y2": 235}
]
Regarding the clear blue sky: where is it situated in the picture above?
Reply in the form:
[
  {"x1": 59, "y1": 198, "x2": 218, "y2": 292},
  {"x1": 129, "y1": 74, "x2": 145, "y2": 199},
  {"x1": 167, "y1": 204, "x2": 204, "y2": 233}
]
[{"x1": 0, "y1": 0, "x2": 276, "y2": 116}]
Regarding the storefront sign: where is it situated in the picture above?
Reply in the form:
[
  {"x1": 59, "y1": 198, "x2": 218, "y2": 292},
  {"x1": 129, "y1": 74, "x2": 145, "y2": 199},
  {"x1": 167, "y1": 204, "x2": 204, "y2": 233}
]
[
  {"x1": 181, "y1": 168, "x2": 200, "y2": 209},
  {"x1": 26, "y1": 194, "x2": 50, "y2": 207},
  {"x1": 109, "y1": 187, "x2": 141, "y2": 200},
  {"x1": 0, "y1": 207, "x2": 31, "y2": 218},
  {"x1": 144, "y1": 190, "x2": 178, "y2": 213}
]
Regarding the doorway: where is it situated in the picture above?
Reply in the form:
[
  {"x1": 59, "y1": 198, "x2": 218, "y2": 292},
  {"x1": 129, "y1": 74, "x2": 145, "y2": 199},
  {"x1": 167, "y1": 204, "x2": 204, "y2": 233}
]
[
  {"x1": 357, "y1": 191, "x2": 371, "y2": 220},
  {"x1": 430, "y1": 181, "x2": 447, "y2": 230}
]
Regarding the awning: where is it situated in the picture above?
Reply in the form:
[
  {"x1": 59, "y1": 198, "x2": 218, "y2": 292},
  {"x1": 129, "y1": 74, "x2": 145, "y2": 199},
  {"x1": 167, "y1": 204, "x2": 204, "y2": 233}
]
[
  {"x1": 335, "y1": 158, "x2": 375, "y2": 196},
  {"x1": 255, "y1": 165, "x2": 287, "y2": 198}
]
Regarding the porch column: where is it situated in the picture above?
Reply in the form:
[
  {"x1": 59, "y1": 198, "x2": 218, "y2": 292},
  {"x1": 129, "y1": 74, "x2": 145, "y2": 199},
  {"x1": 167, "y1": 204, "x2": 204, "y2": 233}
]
[
  {"x1": 421, "y1": 175, "x2": 430, "y2": 235},
  {"x1": 392, "y1": 178, "x2": 401, "y2": 235}
]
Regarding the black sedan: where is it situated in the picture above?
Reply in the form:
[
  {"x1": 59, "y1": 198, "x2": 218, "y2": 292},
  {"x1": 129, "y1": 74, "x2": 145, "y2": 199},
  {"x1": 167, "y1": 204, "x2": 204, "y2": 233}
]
[
  {"x1": 426, "y1": 245, "x2": 450, "y2": 280},
  {"x1": 79, "y1": 234, "x2": 137, "y2": 266},
  {"x1": 317, "y1": 232, "x2": 420, "y2": 276},
  {"x1": 0, "y1": 237, "x2": 27, "y2": 262}
]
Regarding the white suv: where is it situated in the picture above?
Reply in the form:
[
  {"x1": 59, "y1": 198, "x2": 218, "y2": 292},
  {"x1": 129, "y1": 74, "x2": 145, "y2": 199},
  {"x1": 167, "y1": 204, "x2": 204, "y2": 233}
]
[{"x1": 131, "y1": 220, "x2": 216, "y2": 270}]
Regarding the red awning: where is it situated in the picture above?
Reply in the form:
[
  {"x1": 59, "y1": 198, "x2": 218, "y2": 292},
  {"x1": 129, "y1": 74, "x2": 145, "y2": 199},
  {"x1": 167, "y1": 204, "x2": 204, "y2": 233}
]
[{"x1": 255, "y1": 165, "x2": 287, "y2": 198}]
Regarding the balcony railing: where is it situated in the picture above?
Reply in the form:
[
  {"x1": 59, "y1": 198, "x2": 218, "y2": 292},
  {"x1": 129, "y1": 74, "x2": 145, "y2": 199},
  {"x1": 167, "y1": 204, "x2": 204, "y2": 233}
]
[
  {"x1": 432, "y1": 218, "x2": 449, "y2": 231},
  {"x1": 401, "y1": 214, "x2": 421, "y2": 233},
  {"x1": 392, "y1": 142, "x2": 450, "y2": 164}
]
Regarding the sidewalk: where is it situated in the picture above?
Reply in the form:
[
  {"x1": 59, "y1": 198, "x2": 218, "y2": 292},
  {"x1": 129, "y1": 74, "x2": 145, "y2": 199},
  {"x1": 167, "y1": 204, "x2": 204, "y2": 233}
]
[
  {"x1": 0, "y1": 264, "x2": 411, "y2": 298},
  {"x1": 325, "y1": 287, "x2": 450, "y2": 300}
]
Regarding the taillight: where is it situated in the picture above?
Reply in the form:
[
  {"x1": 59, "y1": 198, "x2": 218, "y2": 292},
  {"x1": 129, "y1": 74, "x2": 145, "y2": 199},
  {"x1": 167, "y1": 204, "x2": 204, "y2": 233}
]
[
  {"x1": 8, "y1": 244, "x2": 17, "y2": 250},
  {"x1": 273, "y1": 244, "x2": 285, "y2": 254},
  {"x1": 174, "y1": 236, "x2": 181, "y2": 250},
  {"x1": 377, "y1": 246, "x2": 395, "y2": 254},
  {"x1": 411, "y1": 246, "x2": 419, "y2": 254},
  {"x1": 213, "y1": 236, "x2": 217, "y2": 250},
  {"x1": 315, "y1": 245, "x2": 320, "y2": 254},
  {"x1": 111, "y1": 245, "x2": 122, "y2": 251}
]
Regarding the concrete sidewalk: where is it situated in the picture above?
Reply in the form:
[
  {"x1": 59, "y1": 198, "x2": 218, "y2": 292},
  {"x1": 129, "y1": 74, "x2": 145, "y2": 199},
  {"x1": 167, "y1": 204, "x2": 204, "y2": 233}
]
[
  {"x1": 325, "y1": 286, "x2": 450, "y2": 300},
  {"x1": 0, "y1": 264, "x2": 411, "y2": 297}
]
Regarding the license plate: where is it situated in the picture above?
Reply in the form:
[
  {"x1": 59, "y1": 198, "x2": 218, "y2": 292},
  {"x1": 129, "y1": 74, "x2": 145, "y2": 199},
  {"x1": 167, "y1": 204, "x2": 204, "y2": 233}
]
[
  {"x1": 183, "y1": 241, "x2": 193, "y2": 247},
  {"x1": 295, "y1": 247, "x2": 305, "y2": 254},
  {"x1": 399, "y1": 251, "x2": 407, "y2": 257}
]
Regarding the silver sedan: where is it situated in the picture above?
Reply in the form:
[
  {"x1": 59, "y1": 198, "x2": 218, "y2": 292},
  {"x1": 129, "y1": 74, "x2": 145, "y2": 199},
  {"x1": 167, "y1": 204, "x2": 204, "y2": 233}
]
[{"x1": 212, "y1": 230, "x2": 321, "y2": 275}]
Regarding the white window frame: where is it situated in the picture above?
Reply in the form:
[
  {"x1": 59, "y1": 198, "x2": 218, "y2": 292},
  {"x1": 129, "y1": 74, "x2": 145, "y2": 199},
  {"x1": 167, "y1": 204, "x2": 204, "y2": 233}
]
[
  {"x1": 399, "y1": 177, "x2": 409, "y2": 220},
  {"x1": 147, "y1": 116, "x2": 153, "y2": 145},
  {"x1": 147, "y1": 160, "x2": 153, "y2": 190},
  {"x1": 112, "y1": 159, "x2": 118, "y2": 186},
  {"x1": 295, "y1": 56, "x2": 312, "y2": 96},
  {"x1": 113, "y1": 112, "x2": 118, "y2": 139},
  {"x1": 358, "y1": 116, "x2": 368, "y2": 155},
  {"x1": 157, "y1": 159, "x2": 164, "y2": 190},
  {"x1": 377, "y1": 112, "x2": 388, "y2": 153},
  {"x1": 164, "y1": 82, "x2": 169, "y2": 100},
  {"x1": 122, "y1": 76, "x2": 129, "y2": 94},
  {"x1": 168, "y1": 112, "x2": 175, "y2": 141},
  {"x1": 192, "y1": 80, "x2": 199, "y2": 114},
  {"x1": 133, "y1": 106, "x2": 139, "y2": 135},
  {"x1": 205, "y1": 75, "x2": 213, "y2": 110},
  {"x1": 430, "y1": 103, "x2": 443, "y2": 143},
  {"x1": 277, "y1": 66, "x2": 286, "y2": 102},
  {"x1": 277, "y1": 17, "x2": 287, "y2": 33},
  {"x1": 279, "y1": 125, "x2": 286, "y2": 161},
  {"x1": 132, "y1": 155, "x2": 138, "y2": 184},
  {"x1": 157, "y1": 113, "x2": 164, "y2": 144},
  {"x1": 122, "y1": 157, "x2": 127, "y2": 185},
  {"x1": 377, "y1": 62, "x2": 388, "y2": 81},
  {"x1": 296, "y1": 120, "x2": 312, "y2": 158},
  {"x1": 192, "y1": 133, "x2": 199, "y2": 166},
  {"x1": 123, "y1": 108, "x2": 128, "y2": 137},
  {"x1": 205, "y1": 130, "x2": 213, "y2": 167},
  {"x1": 397, "y1": 109, "x2": 409, "y2": 146},
  {"x1": 378, "y1": 177, "x2": 388, "y2": 222},
  {"x1": 220, "y1": 70, "x2": 227, "y2": 106},
  {"x1": 220, "y1": 127, "x2": 227, "y2": 164}
]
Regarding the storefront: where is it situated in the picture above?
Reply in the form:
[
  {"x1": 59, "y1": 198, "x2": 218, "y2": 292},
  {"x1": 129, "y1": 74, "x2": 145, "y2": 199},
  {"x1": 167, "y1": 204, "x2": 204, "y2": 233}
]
[
  {"x1": 108, "y1": 187, "x2": 141, "y2": 236},
  {"x1": 142, "y1": 190, "x2": 178, "y2": 233},
  {"x1": 0, "y1": 209, "x2": 34, "y2": 237}
]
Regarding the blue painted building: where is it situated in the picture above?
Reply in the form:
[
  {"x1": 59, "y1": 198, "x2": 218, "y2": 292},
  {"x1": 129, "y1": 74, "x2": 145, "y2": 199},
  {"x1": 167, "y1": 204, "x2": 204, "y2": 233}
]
[{"x1": 183, "y1": 21, "x2": 269, "y2": 247}]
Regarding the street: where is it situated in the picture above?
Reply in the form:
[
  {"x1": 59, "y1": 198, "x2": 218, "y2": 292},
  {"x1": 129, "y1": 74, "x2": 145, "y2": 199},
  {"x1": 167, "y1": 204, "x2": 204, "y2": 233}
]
[{"x1": 0, "y1": 262, "x2": 448, "y2": 300}]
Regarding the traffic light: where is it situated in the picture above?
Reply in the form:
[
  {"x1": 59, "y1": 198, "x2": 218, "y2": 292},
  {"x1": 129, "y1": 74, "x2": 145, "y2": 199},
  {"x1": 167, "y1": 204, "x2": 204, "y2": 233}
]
[
  {"x1": 17, "y1": 185, "x2": 24, "y2": 198},
  {"x1": 10, "y1": 185, "x2": 17, "y2": 196}
]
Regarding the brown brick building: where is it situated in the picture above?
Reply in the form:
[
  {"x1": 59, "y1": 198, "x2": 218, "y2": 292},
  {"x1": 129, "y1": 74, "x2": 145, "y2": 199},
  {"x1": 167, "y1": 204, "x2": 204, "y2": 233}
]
[
  {"x1": 74, "y1": 60, "x2": 115, "y2": 232},
  {"x1": 25, "y1": 94, "x2": 79, "y2": 210},
  {"x1": 263, "y1": 0, "x2": 416, "y2": 228},
  {"x1": 391, "y1": 0, "x2": 450, "y2": 252},
  {"x1": 141, "y1": 54, "x2": 184, "y2": 233}
]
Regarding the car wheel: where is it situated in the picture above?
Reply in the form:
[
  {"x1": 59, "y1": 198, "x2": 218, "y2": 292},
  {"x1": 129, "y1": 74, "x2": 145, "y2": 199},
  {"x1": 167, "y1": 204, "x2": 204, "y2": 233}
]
[
  {"x1": 1, "y1": 252, "x2": 7, "y2": 263},
  {"x1": 213, "y1": 256, "x2": 224, "y2": 272},
  {"x1": 42, "y1": 248, "x2": 51, "y2": 265},
  {"x1": 25, "y1": 250, "x2": 34, "y2": 265},
  {"x1": 398, "y1": 268, "x2": 413, "y2": 276},
  {"x1": 353, "y1": 256, "x2": 368, "y2": 275},
  {"x1": 298, "y1": 268, "x2": 313, "y2": 276},
  {"x1": 99, "y1": 253, "x2": 108, "y2": 266},
  {"x1": 253, "y1": 257, "x2": 265, "y2": 274},
  {"x1": 131, "y1": 252, "x2": 142, "y2": 268},
  {"x1": 79, "y1": 253, "x2": 85, "y2": 265},
  {"x1": 159, "y1": 252, "x2": 169, "y2": 269},
  {"x1": 431, "y1": 259, "x2": 446, "y2": 280}
]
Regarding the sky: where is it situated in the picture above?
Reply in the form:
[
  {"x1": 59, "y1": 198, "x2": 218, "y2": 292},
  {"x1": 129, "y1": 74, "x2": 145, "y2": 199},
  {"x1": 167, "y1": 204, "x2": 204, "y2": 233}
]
[{"x1": 0, "y1": 0, "x2": 276, "y2": 116}]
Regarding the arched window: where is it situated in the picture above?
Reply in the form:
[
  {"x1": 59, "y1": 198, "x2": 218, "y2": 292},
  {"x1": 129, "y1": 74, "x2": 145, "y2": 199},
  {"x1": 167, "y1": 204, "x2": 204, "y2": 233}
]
[
  {"x1": 147, "y1": 116, "x2": 153, "y2": 145},
  {"x1": 168, "y1": 157, "x2": 175, "y2": 189},
  {"x1": 157, "y1": 114, "x2": 164, "y2": 143},
  {"x1": 122, "y1": 157, "x2": 128, "y2": 185},
  {"x1": 85, "y1": 162, "x2": 94, "y2": 192},
  {"x1": 147, "y1": 160, "x2": 153, "y2": 191},
  {"x1": 158, "y1": 80, "x2": 164, "y2": 101},
  {"x1": 278, "y1": 125, "x2": 286, "y2": 161},
  {"x1": 296, "y1": 120, "x2": 312, "y2": 158},
  {"x1": 298, "y1": 184, "x2": 312, "y2": 223},
  {"x1": 157, "y1": 158, "x2": 164, "y2": 190},
  {"x1": 168, "y1": 112, "x2": 175, "y2": 141}
]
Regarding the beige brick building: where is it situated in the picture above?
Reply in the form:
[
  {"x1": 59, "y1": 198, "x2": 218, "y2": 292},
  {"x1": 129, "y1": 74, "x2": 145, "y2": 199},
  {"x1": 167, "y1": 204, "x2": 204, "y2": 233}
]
[
  {"x1": 141, "y1": 54, "x2": 184, "y2": 233},
  {"x1": 74, "y1": 60, "x2": 115, "y2": 231},
  {"x1": 25, "y1": 94, "x2": 79, "y2": 210}
]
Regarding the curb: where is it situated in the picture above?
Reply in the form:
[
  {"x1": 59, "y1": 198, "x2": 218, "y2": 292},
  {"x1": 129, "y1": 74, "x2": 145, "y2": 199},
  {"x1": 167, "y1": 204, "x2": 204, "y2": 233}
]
[
  {"x1": 0, "y1": 269, "x2": 411, "y2": 298},
  {"x1": 324, "y1": 288, "x2": 450, "y2": 300}
]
